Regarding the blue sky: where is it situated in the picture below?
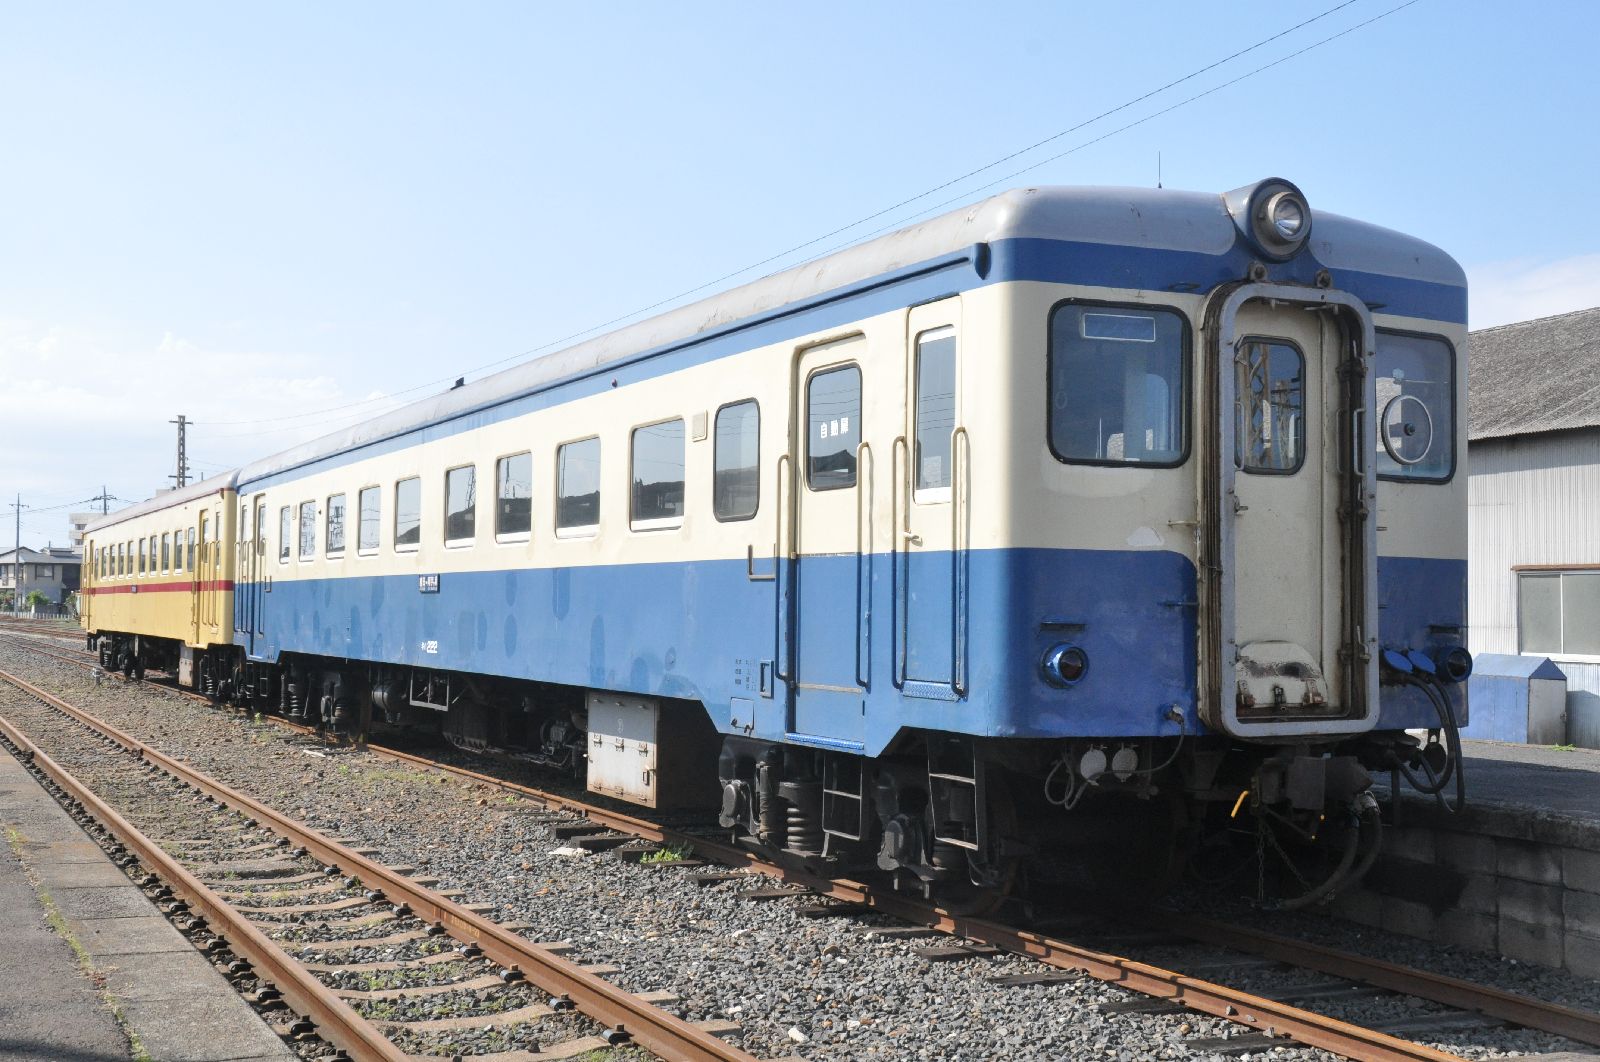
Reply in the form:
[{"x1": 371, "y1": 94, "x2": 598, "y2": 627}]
[{"x1": 3, "y1": 0, "x2": 1597, "y2": 546}]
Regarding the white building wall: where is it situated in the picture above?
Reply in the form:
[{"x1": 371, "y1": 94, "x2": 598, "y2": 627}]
[{"x1": 1468, "y1": 430, "x2": 1600, "y2": 725}]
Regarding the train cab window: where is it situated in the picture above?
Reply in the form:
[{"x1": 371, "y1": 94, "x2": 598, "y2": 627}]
[
  {"x1": 714, "y1": 400, "x2": 760, "y2": 522},
  {"x1": 298, "y1": 502, "x2": 317, "y2": 560},
  {"x1": 278, "y1": 507, "x2": 291, "y2": 563},
  {"x1": 1048, "y1": 304, "x2": 1187, "y2": 466},
  {"x1": 1235, "y1": 339, "x2": 1306, "y2": 474},
  {"x1": 1375, "y1": 332, "x2": 1455, "y2": 482},
  {"x1": 445, "y1": 466, "x2": 476, "y2": 545},
  {"x1": 358, "y1": 486, "x2": 381, "y2": 554},
  {"x1": 326, "y1": 494, "x2": 346, "y2": 555},
  {"x1": 914, "y1": 328, "x2": 957, "y2": 497},
  {"x1": 556, "y1": 437, "x2": 601, "y2": 536},
  {"x1": 496, "y1": 452, "x2": 532, "y2": 540},
  {"x1": 631, "y1": 419, "x2": 685, "y2": 530},
  {"x1": 806, "y1": 365, "x2": 861, "y2": 490},
  {"x1": 395, "y1": 477, "x2": 421, "y2": 550}
]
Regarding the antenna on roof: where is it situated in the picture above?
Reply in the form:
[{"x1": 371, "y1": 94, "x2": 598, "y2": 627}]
[
  {"x1": 1157, "y1": 151, "x2": 1163, "y2": 189},
  {"x1": 452, "y1": 377, "x2": 465, "y2": 390}
]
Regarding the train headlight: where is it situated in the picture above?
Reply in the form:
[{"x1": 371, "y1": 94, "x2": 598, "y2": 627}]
[
  {"x1": 1041, "y1": 644, "x2": 1089, "y2": 688},
  {"x1": 1223, "y1": 178, "x2": 1313, "y2": 261}
]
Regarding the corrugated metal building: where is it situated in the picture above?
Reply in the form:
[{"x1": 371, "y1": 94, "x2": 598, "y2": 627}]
[{"x1": 1468, "y1": 306, "x2": 1600, "y2": 739}]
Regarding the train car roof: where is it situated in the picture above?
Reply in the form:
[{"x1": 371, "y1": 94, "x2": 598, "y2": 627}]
[
  {"x1": 236, "y1": 183, "x2": 1465, "y2": 486},
  {"x1": 84, "y1": 470, "x2": 239, "y2": 536}
]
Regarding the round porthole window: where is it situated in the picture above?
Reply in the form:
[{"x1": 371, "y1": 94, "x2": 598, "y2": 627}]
[{"x1": 1380, "y1": 394, "x2": 1434, "y2": 466}]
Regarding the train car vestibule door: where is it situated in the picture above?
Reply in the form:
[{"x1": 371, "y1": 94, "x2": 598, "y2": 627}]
[
  {"x1": 788, "y1": 336, "x2": 870, "y2": 746},
  {"x1": 899, "y1": 298, "x2": 964, "y2": 697},
  {"x1": 1212, "y1": 296, "x2": 1376, "y2": 737}
]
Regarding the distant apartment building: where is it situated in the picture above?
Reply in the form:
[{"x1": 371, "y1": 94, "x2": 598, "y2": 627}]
[{"x1": 0, "y1": 545, "x2": 83, "y2": 605}]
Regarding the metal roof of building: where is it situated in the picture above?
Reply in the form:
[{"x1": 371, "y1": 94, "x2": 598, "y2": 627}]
[{"x1": 1470, "y1": 305, "x2": 1600, "y2": 442}]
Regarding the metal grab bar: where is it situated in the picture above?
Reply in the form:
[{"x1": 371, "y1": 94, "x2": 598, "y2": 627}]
[
  {"x1": 745, "y1": 544, "x2": 775, "y2": 582},
  {"x1": 950, "y1": 426, "x2": 970, "y2": 696},
  {"x1": 855, "y1": 441, "x2": 873, "y2": 691},
  {"x1": 774, "y1": 453, "x2": 793, "y2": 684},
  {"x1": 891, "y1": 435, "x2": 909, "y2": 689}
]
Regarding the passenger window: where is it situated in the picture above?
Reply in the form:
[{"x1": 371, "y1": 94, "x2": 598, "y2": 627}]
[
  {"x1": 713, "y1": 400, "x2": 760, "y2": 522},
  {"x1": 1235, "y1": 338, "x2": 1306, "y2": 474},
  {"x1": 914, "y1": 328, "x2": 957, "y2": 495},
  {"x1": 358, "y1": 486, "x2": 381, "y2": 553},
  {"x1": 1048, "y1": 305, "x2": 1187, "y2": 465},
  {"x1": 298, "y1": 501, "x2": 317, "y2": 559},
  {"x1": 631, "y1": 419, "x2": 685, "y2": 530},
  {"x1": 326, "y1": 494, "x2": 346, "y2": 555},
  {"x1": 278, "y1": 507, "x2": 290, "y2": 562},
  {"x1": 394, "y1": 477, "x2": 421, "y2": 550},
  {"x1": 496, "y1": 452, "x2": 532, "y2": 539},
  {"x1": 168, "y1": 531, "x2": 178, "y2": 573},
  {"x1": 163, "y1": 533, "x2": 172, "y2": 572},
  {"x1": 138, "y1": 537, "x2": 146, "y2": 575},
  {"x1": 150, "y1": 536, "x2": 158, "y2": 573},
  {"x1": 1376, "y1": 332, "x2": 1454, "y2": 482},
  {"x1": 445, "y1": 466, "x2": 476, "y2": 545},
  {"x1": 556, "y1": 437, "x2": 601, "y2": 536},
  {"x1": 806, "y1": 365, "x2": 861, "y2": 490}
]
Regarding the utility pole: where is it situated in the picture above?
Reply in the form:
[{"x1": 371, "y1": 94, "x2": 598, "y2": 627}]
[
  {"x1": 8, "y1": 495, "x2": 25, "y2": 617},
  {"x1": 86, "y1": 485, "x2": 115, "y2": 516},
  {"x1": 170, "y1": 414, "x2": 190, "y2": 489}
]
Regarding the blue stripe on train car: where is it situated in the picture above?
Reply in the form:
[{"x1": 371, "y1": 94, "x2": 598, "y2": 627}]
[
  {"x1": 245, "y1": 547, "x2": 1199, "y2": 757},
  {"x1": 1375, "y1": 555, "x2": 1470, "y2": 730}
]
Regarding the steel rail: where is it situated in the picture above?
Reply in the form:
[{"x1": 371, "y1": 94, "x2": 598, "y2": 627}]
[
  {"x1": 1142, "y1": 910, "x2": 1600, "y2": 1049},
  {"x1": 0, "y1": 667, "x2": 756, "y2": 1062},
  {"x1": 0, "y1": 713, "x2": 409, "y2": 1062}
]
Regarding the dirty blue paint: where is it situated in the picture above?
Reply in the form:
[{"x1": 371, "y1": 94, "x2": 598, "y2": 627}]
[{"x1": 1375, "y1": 556, "x2": 1470, "y2": 730}]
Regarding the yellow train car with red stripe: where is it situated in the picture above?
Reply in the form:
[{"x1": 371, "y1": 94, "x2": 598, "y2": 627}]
[{"x1": 81, "y1": 473, "x2": 238, "y2": 690}]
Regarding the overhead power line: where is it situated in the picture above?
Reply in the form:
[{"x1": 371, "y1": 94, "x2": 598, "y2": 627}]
[{"x1": 190, "y1": 0, "x2": 1413, "y2": 435}]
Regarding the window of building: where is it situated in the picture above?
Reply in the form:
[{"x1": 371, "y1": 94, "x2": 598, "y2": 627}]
[
  {"x1": 279, "y1": 507, "x2": 291, "y2": 563},
  {"x1": 631, "y1": 419, "x2": 685, "y2": 530},
  {"x1": 39, "y1": 564, "x2": 54, "y2": 579},
  {"x1": 806, "y1": 365, "x2": 861, "y2": 490},
  {"x1": 395, "y1": 477, "x2": 421, "y2": 550},
  {"x1": 445, "y1": 465, "x2": 476, "y2": 545},
  {"x1": 326, "y1": 494, "x2": 346, "y2": 555},
  {"x1": 358, "y1": 486, "x2": 381, "y2": 554},
  {"x1": 1519, "y1": 571, "x2": 1600, "y2": 656},
  {"x1": 714, "y1": 400, "x2": 760, "y2": 522},
  {"x1": 1048, "y1": 303, "x2": 1187, "y2": 466},
  {"x1": 1375, "y1": 331, "x2": 1455, "y2": 482},
  {"x1": 1235, "y1": 338, "x2": 1306, "y2": 475},
  {"x1": 556, "y1": 437, "x2": 601, "y2": 536},
  {"x1": 914, "y1": 328, "x2": 957, "y2": 496},
  {"x1": 496, "y1": 452, "x2": 532, "y2": 539}
]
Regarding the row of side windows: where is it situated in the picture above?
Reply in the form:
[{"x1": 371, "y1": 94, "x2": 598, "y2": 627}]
[
  {"x1": 269, "y1": 400, "x2": 761, "y2": 562},
  {"x1": 91, "y1": 515, "x2": 207, "y2": 580}
]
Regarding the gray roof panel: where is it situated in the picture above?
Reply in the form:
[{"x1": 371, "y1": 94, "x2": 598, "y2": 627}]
[{"x1": 1468, "y1": 306, "x2": 1600, "y2": 441}]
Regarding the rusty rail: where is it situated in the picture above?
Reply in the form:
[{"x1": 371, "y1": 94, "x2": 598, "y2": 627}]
[
  {"x1": 0, "y1": 713, "x2": 409, "y2": 1061},
  {"x1": 0, "y1": 667, "x2": 756, "y2": 1062}
]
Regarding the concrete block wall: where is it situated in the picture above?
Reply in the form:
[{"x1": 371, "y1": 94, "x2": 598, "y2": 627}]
[{"x1": 1329, "y1": 798, "x2": 1600, "y2": 976}]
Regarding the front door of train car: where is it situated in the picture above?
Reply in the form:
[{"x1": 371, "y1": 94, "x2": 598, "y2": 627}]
[
  {"x1": 787, "y1": 336, "x2": 872, "y2": 746},
  {"x1": 1201, "y1": 287, "x2": 1378, "y2": 738}
]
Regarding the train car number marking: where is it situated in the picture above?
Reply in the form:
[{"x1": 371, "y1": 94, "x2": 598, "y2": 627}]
[{"x1": 418, "y1": 574, "x2": 440, "y2": 593}]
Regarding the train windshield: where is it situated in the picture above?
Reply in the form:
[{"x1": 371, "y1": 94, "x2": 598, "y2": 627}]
[
  {"x1": 1374, "y1": 332, "x2": 1453, "y2": 481},
  {"x1": 1048, "y1": 304, "x2": 1186, "y2": 466}
]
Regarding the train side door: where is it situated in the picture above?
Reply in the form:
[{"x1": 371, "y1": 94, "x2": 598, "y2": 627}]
[
  {"x1": 788, "y1": 336, "x2": 871, "y2": 745},
  {"x1": 1204, "y1": 292, "x2": 1377, "y2": 737},
  {"x1": 897, "y1": 299, "x2": 964, "y2": 697}
]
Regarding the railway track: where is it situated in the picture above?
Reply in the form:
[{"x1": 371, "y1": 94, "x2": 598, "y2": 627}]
[
  {"x1": 0, "y1": 667, "x2": 756, "y2": 1062},
  {"x1": 6, "y1": 634, "x2": 1600, "y2": 1060}
]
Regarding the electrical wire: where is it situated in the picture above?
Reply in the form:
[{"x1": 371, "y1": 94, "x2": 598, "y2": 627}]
[{"x1": 190, "y1": 0, "x2": 1407, "y2": 432}]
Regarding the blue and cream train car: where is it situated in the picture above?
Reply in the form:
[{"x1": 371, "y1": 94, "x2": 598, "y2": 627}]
[{"x1": 213, "y1": 179, "x2": 1468, "y2": 901}]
